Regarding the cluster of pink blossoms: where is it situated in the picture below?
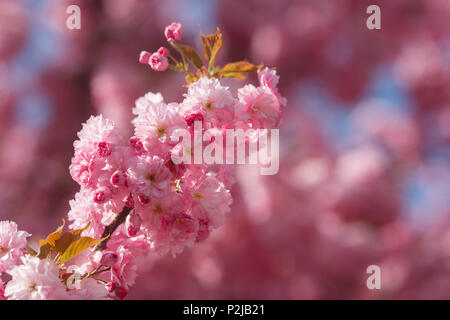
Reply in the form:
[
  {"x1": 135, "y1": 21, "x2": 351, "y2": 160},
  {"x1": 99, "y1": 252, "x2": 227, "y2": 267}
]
[{"x1": 0, "y1": 23, "x2": 284, "y2": 300}]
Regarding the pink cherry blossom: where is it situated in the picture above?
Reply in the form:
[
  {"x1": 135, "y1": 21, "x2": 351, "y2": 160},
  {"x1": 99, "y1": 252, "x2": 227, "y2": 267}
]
[
  {"x1": 0, "y1": 221, "x2": 30, "y2": 273},
  {"x1": 139, "y1": 51, "x2": 151, "y2": 64},
  {"x1": 181, "y1": 77, "x2": 235, "y2": 125},
  {"x1": 127, "y1": 154, "x2": 173, "y2": 199},
  {"x1": 5, "y1": 256, "x2": 69, "y2": 300},
  {"x1": 157, "y1": 47, "x2": 169, "y2": 57},
  {"x1": 164, "y1": 22, "x2": 182, "y2": 41},
  {"x1": 110, "y1": 246, "x2": 137, "y2": 290},
  {"x1": 190, "y1": 175, "x2": 233, "y2": 228},
  {"x1": 132, "y1": 98, "x2": 185, "y2": 152},
  {"x1": 149, "y1": 52, "x2": 169, "y2": 71},
  {"x1": 237, "y1": 84, "x2": 281, "y2": 129}
]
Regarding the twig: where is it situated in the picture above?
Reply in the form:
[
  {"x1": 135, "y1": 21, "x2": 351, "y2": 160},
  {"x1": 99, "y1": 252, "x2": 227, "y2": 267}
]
[{"x1": 95, "y1": 205, "x2": 133, "y2": 251}]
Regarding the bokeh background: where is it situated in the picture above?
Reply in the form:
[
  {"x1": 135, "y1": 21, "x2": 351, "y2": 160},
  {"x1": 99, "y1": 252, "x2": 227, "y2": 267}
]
[{"x1": 1, "y1": 0, "x2": 449, "y2": 299}]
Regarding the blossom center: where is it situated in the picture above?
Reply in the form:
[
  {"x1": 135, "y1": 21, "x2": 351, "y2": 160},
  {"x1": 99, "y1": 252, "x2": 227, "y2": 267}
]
[
  {"x1": 157, "y1": 127, "x2": 166, "y2": 136},
  {"x1": 193, "y1": 192, "x2": 203, "y2": 200},
  {"x1": 28, "y1": 283, "x2": 37, "y2": 292},
  {"x1": 0, "y1": 245, "x2": 9, "y2": 256},
  {"x1": 205, "y1": 101, "x2": 213, "y2": 111},
  {"x1": 146, "y1": 173, "x2": 156, "y2": 182},
  {"x1": 154, "y1": 204, "x2": 163, "y2": 215}
]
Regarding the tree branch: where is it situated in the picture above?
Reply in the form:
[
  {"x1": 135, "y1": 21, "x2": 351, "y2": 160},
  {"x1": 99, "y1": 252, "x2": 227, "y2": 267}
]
[{"x1": 95, "y1": 205, "x2": 133, "y2": 251}]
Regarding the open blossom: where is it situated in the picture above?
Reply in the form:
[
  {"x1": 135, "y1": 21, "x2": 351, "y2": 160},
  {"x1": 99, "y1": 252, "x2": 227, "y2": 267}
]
[
  {"x1": 5, "y1": 256, "x2": 68, "y2": 300},
  {"x1": 72, "y1": 115, "x2": 122, "y2": 156},
  {"x1": 68, "y1": 189, "x2": 117, "y2": 238},
  {"x1": 110, "y1": 246, "x2": 137, "y2": 291},
  {"x1": 237, "y1": 84, "x2": 281, "y2": 129},
  {"x1": 190, "y1": 175, "x2": 233, "y2": 228},
  {"x1": 132, "y1": 98, "x2": 185, "y2": 151},
  {"x1": 181, "y1": 77, "x2": 235, "y2": 125},
  {"x1": 149, "y1": 52, "x2": 168, "y2": 71},
  {"x1": 258, "y1": 67, "x2": 287, "y2": 107},
  {"x1": 152, "y1": 212, "x2": 199, "y2": 257},
  {"x1": 70, "y1": 115, "x2": 123, "y2": 188},
  {"x1": 164, "y1": 22, "x2": 182, "y2": 41},
  {"x1": 0, "y1": 221, "x2": 30, "y2": 273},
  {"x1": 127, "y1": 154, "x2": 173, "y2": 199}
]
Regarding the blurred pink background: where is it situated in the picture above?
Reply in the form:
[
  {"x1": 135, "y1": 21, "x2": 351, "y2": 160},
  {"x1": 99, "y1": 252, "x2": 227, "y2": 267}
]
[{"x1": 0, "y1": 0, "x2": 449, "y2": 299}]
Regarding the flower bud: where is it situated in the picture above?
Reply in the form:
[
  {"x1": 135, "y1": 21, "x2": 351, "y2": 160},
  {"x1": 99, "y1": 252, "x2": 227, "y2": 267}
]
[
  {"x1": 123, "y1": 194, "x2": 135, "y2": 208},
  {"x1": 110, "y1": 170, "x2": 126, "y2": 187},
  {"x1": 97, "y1": 141, "x2": 112, "y2": 157},
  {"x1": 184, "y1": 113, "x2": 204, "y2": 127},
  {"x1": 92, "y1": 187, "x2": 111, "y2": 204},
  {"x1": 164, "y1": 22, "x2": 182, "y2": 41},
  {"x1": 139, "y1": 51, "x2": 151, "y2": 64},
  {"x1": 100, "y1": 252, "x2": 118, "y2": 267},
  {"x1": 149, "y1": 52, "x2": 168, "y2": 71},
  {"x1": 126, "y1": 212, "x2": 142, "y2": 237},
  {"x1": 157, "y1": 46, "x2": 169, "y2": 57},
  {"x1": 128, "y1": 136, "x2": 144, "y2": 153},
  {"x1": 137, "y1": 194, "x2": 150, "y2": 205},
  {"x1": 114, "y1": 286, "x2": 128, "y2": 300}
]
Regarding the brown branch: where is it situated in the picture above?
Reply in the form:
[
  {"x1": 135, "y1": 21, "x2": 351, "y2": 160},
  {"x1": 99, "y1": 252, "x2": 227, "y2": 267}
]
[{"x1": 95, "y1": 205, "x2": 133, "y2": 251}]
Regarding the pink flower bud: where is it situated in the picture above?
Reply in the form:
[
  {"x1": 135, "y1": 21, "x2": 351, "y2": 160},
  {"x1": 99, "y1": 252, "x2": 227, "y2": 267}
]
[
  {"x1": 149, "y1": 53, "x2": 168, "y2": 72},
  {"x1": 184, "y1": 113, "x2": 204, "y2": 127},
  {"x1": 139, "y1": 51, "x2": 151, "y2": 64},
  {"x1": 157, "y1": 47, "x2": 169, "y2": 57},
  {"x1": 115, "y1": 286, "x2": 128, "y2": 300},
  {"x1": 123, "y1": 194, "x2": 134, "y2": 208},
  {"x1": 97, "y1": 141, "x2": 112, "y2": 157},
  {"x1": 110, "y1": 170, "x2": 126, "y2": 187},
  {"x1": 106, "y1": 282, "x2": 116, "y2": 293},
  {"x1": 126, "y1": 212, "x2": 142, "y2": 237},
  {"x1": 128, "y1": 136, "x2": 144, "y2": 153},
  {"x1": 164, "y1": 22, "x2": 182, "y2": 41},
  {"x1": 164, "y1": 157, "x2": 186, "y2": 179},
  {"x1": 100, "y1": 252, "x2": 118, "y2": 267},
  {"x1": 92, "y1": 187, "x2": 111, "y2": 204},
  {"x1": 137, "y1": 194, "x2": 150, "y2": 205}
]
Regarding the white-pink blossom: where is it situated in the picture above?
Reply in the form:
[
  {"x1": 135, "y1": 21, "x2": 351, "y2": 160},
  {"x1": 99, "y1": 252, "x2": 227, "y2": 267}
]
[
  {"x1": 181, "y1": 77, "x2": 235, "y2": 125},
  {"x1": 127, "y1": 154, "x2": 173, "y2": 199},
  {"x1": 0, "y1": 221, "x2": 30, "y2": 273},
  {"x1": 237, "y1": 84, "x2": 281, "y2": 129},
  {"x1": 5, "y1": 256, "x2": 68, "y2": 300},
  {"x1": 164, "y1": 22, "x2": 182, "y2": 41}
]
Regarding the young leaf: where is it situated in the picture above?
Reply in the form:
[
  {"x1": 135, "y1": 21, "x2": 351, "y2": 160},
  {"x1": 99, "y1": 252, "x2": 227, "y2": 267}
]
[
  {"x1": 221, "y1": 61, "x2": 261, "y2": 73},
  {"x1": 36, "y1": 240, "x2": 51, "y2": 259},
  {"x1": 220, "y1": 61, "x2": 263, "y2": 80},
  {"x1": 25, "y1": 245, "x2": 37, "y2": 256},
  {"x1": 180, "y1": 45, "x2": 204, "y2": 69},
  {"x1": 55, "y1": 222, "x2": 91, "y2": 255},
  {"x1": 59, "y1": 236, "x2": 106, "y2": 264},
  {"x1": 201, "y1": 27, "x2": 222, "y2": 66},
  {"x1": 46, "y1": 219, "x2": 66, "y2": 248}
]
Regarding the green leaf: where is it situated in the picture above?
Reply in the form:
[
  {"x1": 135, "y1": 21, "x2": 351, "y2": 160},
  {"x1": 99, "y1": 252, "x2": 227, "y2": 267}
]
[
  {"x1": 201, "y1": 27, "x2": 222, "y2": 66},
  {"x1": 180, "y1": 45, "x2": 204, "y2": 69},
  {"x1": 59, "y1": 237, "x2": 105, "y2": 264}
]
